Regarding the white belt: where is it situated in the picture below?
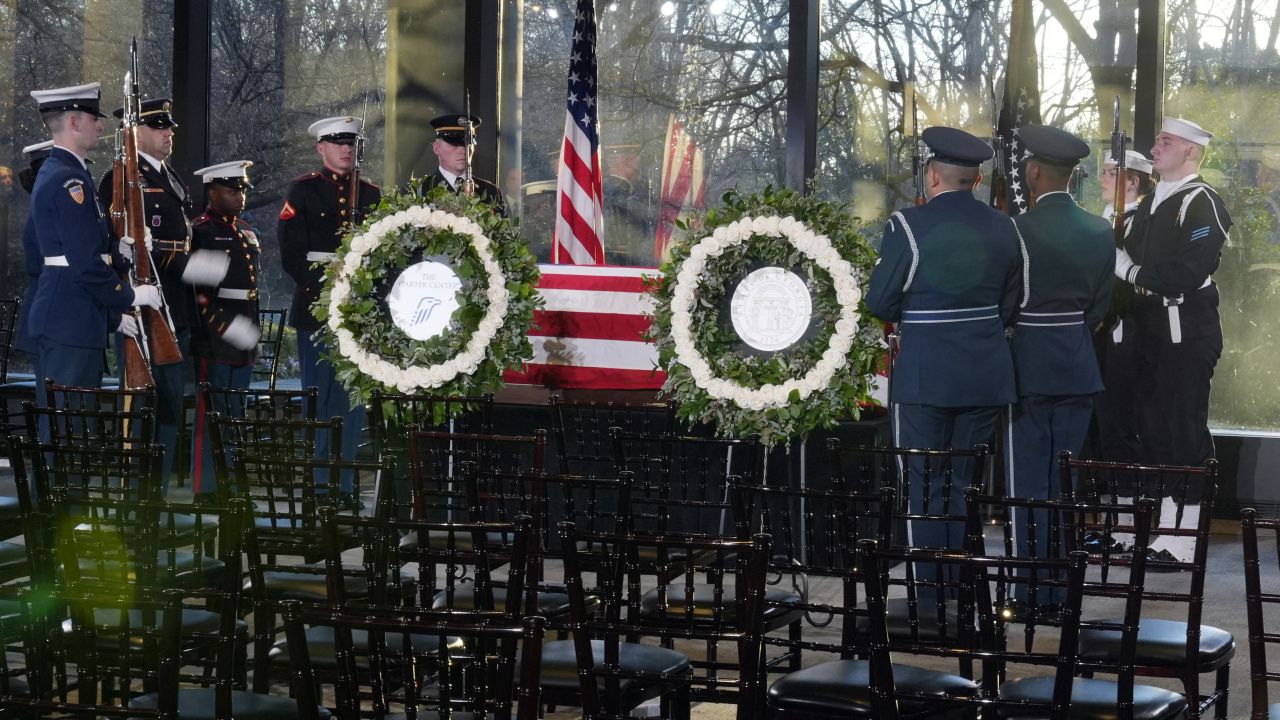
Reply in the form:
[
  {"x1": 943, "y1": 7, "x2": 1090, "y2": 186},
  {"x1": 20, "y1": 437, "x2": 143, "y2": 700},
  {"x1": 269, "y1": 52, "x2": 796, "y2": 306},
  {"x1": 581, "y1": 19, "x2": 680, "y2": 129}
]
[
  {"x1": 1016, "y1": 310, "x2": 1085, "y2": 328},
  {"x1": 45, "y1": 254, "x2": 111, "y2": 267},
  {"x1": 217, "y1": 288, "x2": 253, "y2": 300},
  {"x1": 306, "y1": 251, "x2": 338, "y2": 262}
]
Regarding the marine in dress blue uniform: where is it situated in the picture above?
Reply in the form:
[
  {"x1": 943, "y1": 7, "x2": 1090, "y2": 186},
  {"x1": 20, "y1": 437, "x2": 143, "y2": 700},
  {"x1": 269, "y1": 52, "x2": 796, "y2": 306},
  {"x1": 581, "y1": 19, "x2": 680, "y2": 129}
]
[
  {"x1": 1114, "y1": 118, "x2": 1231, "y2": 470},
  {"x1": 184, "y1": 161, "x2": 261, "y2": 496},
  {"x1": 1005, "y1": 125, "x2": 1114, "y2": 604},
  {"x1": 416, "y1": 114, "x2": 507, "y2": 216},
  {"x1": 98, "y1": 98, "x2": 197, "y2": 487},
  {"x1": 25, "y1": 83, "x2": 162, "y2": 392},
  {"x1": 278, "y1": 116, "x2": 380, "y2": 504},
  {"x1": 867, "y1": 127, "x2": 1026, "y2": 566},
  {"x1": 13, "y1": 140, "x2": 55, "y2": 386}
]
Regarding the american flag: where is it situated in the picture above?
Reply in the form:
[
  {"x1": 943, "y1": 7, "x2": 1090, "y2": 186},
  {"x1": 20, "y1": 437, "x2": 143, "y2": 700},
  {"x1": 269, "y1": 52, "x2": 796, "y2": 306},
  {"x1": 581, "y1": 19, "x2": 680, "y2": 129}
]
[
  {"x1": 553, "y1": 0, "x2": 606, "y2": 265},
  {"x1": 993, "y1": 0, "x2": 1041, "y2": 215}
]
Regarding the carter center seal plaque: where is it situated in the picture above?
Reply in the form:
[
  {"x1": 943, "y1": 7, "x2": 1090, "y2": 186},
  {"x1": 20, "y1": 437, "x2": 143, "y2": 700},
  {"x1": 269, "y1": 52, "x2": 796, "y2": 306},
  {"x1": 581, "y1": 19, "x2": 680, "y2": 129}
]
[
  {"x1": 729, "y1": 266, "x2": 812, "y2": 352},
  {"x1": 387, "y1": 260, "x2": 463, "y2": 341}
]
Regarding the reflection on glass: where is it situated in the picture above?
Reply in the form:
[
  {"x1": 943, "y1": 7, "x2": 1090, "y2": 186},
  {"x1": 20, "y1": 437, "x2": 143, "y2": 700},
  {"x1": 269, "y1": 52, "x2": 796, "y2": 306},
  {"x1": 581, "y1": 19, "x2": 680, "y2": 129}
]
[{"x1": 519, "y1": 0, "x2": 787, "y2": 267}]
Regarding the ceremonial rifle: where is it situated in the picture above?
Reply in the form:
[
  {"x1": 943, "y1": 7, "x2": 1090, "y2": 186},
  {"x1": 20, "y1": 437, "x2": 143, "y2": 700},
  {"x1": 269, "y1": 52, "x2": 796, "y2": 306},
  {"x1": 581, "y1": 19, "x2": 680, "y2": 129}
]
[
  {"x1": 112, "y1": 37, "x2": 183, "y2": 389},
  {"x1": 460, "y1": 91, "x2": 477, "y2": 198},
  {"x1": 1110, "y1": 95, "x2": 1129, "y2": 249},
  {"x1": 989, "y1": 83, "x2": 1010, "y2": 212},
  {"x1": 347, "y1": 93, "x2": 368, "y2": 228},
  {"x1": 909, "y1": 84, "x2": 926, "y2": 206}
]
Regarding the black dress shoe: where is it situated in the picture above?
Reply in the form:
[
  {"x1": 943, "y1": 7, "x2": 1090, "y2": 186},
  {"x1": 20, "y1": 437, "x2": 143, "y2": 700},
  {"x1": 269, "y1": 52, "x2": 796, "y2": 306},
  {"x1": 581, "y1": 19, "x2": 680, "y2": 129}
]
[
  {"x1": 1082, "y1": 531, "x2": 1127, "y2": 555},
  {"x1": 1140, "y1": 547, "x2": 1184, "y2": 572}
]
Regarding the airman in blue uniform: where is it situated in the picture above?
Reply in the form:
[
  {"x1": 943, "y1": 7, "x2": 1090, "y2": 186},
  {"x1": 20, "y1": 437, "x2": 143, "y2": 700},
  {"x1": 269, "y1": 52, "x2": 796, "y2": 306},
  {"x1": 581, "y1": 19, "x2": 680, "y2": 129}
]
[
  {"x1": 1005, "y1": 124, "x2": 1114, "y2": 605},
  {"x1": 25, "y1": 83, "x2": 162, "y2": 391},
  {"x1": 867, "y1": 126, "x2": 1026, "y2": 563}
]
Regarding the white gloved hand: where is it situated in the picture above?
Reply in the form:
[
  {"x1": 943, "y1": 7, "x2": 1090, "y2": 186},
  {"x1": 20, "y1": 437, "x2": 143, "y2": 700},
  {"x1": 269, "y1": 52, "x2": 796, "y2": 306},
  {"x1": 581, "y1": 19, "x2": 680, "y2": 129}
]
[
  {"x1": 1115, "y1": 248, "x2": 1138, "y2": 283},
  {"x1": 117, "y1": 314, "x2": 141, "y2": 338},
  {"x1": 142, "y1": 227, "x2": 154, "y2": 252},
  {"x1": 182, "y1": 249, "x2": 231, "y2": 286},
  {"x1": 131, "y1": 284, "x2": 162, "y2": 309},
  {"x1": 222, "y1": 314, "x2": 261, "y2": 351},
  {"x1": 118, "y1": 236, "x2": 136, "y2": 263}
]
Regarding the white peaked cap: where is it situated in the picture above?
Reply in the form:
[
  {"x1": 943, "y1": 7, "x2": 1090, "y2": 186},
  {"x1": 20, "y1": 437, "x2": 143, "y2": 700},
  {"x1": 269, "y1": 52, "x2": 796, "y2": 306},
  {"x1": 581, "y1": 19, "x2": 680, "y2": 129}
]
[
  {"x1": 1161, "y1": 117, "x2": 1213, "y2": 146},
  {"x1": 29, "y1": 82, "x2": 105, "y2": 115},
  {"x1": 308, "y1": 116, "x2": 363, "y2": 141},
  {"x1": 22, "y1": 140, "x2": 54, "y2": 155},
  {"x1": 195, "y1": 160, "x2": 253, "y2": 184},
  {"x1": 1105, "y1": 150, "x2": 1154, "y2": 175}
]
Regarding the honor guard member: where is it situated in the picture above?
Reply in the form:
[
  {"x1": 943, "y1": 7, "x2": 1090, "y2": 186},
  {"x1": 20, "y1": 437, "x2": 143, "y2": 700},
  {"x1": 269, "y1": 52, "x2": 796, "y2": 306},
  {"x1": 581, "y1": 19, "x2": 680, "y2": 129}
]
[
  {"x1": 867, "y1": 127, "x2": 1025, "y2": 573},
  {"x1": 26, "y1": 83, "x2": 162, "y2": 392},
  {"x1": 1094, "y1": 150, "x2": 1154, "y2": 464},
  {"x1": 419, "y1": 114, "x2": 507, "y2": 216},
  {"x1": 99, "y1": 97, "x2": 197, "y2": 486},
  {"x1": 1005, "y1": 125, "x2": 1114, "y2": 608},
  {"x1": 184, "y1": 161, "x2": 261, "y2": 497},
  {"x1": 279, "y1": 116, "x2": 380, "y2": 506},
  {"x1": 13, "y1": 140, "x2": 56, "y2": 386},
  {"x1": 1114, "y1": 118, "x2": 1230, "y2": 469}
]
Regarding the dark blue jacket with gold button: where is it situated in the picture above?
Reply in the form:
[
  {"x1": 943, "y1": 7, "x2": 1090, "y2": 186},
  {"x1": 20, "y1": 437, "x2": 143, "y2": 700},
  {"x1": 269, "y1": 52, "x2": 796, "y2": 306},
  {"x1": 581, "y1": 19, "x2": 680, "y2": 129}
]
[
  {"x1": 190, "y1": 211, "x2": 260, "y2": 365},
  {"x1": 278, "y1": 168, "x2": 380, "y2": 333}
]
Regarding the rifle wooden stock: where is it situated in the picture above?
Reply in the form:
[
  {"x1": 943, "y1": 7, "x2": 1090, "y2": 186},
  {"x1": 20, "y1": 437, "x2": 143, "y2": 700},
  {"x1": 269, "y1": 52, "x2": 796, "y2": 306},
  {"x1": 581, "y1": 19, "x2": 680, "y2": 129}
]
[
  {"x1": 122, "y1": 331, "x2": 155, "y2": 389},
  {"x1": 1113, "y1": 166, "x2": 1128, "y2": 249}
]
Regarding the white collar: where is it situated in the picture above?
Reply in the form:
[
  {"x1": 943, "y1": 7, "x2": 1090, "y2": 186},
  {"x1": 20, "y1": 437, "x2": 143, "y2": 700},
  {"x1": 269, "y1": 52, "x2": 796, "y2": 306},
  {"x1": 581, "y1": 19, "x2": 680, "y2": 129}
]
[
  {"x1": 438, "y1": 167, "x2": 461, "y2": 188},
  {"x1": 138, "y1": 151, "x2": 164, "y2": 173},
  {"x1": 1036, "y1": 190, "x2": 1073, "y2": 201},
  {"x1": 52, "y1": 144, "x2": 87, "y2": 169},
  {"x1": 1151, "y1": 173, "x2": 1199, "y2": 212}
]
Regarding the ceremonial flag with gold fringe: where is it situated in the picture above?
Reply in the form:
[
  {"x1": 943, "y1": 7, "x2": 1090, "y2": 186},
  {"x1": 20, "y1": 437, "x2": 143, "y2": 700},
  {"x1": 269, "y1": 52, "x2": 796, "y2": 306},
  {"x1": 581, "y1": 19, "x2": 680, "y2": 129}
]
[{"x1": 654, "y1": 114, "x2": 707, "y2": 261}]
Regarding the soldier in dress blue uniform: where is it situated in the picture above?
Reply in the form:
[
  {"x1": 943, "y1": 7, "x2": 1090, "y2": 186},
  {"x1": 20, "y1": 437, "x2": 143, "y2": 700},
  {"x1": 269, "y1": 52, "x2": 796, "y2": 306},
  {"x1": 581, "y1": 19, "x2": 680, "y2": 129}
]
[
  {"x1": 13, "y1": 140, "x2": 55, "y2": 386},
  {"x1": 279, "y1": 116, "x2": 381, "y2": 506},
  {"x1": 417, "y1": 114, "x2": 507, "y2": 216},
  {"x1": 25, "y1": 83, "x2": 162, "y2": 392},
  {"x1": 98, "y1": 97, "x2": 198, "y2": 486},
  {"x1": 1005, "y1": 125, "x2": 1114, "y2": 607},
  {"x1": 184, "y1": 161, "x2": 261, "y2": 497},
  {"x1": 867, "y1": 126, "x2": 1026, "y2": 569}
]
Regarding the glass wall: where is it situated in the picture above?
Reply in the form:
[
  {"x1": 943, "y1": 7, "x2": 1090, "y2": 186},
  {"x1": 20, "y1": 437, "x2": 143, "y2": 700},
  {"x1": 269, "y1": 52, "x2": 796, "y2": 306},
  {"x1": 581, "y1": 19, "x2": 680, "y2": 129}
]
[
  {"x1": 517, "y1": 0, "x2": 788, "y2": 266},
  {"x1": 0, "y1": 0, "x2": 172, "y2": 373},
  {"x1": 1164, "y1": 0, "x2": 1280, "y2": 432}
]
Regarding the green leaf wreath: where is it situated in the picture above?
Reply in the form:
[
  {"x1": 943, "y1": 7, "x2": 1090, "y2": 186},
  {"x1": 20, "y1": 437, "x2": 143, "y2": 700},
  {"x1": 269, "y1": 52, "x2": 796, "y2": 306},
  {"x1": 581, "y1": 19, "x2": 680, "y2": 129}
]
[
  {"x1": 646, "y1": 186, "x2": 883, "y2": 445},
  {"x1": 313, "y1": 184, "x2": 541, "y2": 408}
]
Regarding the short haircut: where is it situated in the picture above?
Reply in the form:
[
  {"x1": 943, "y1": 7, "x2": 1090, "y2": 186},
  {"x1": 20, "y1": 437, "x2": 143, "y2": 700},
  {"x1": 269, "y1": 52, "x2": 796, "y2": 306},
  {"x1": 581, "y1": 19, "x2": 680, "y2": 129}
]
[
  {"x1": 42, "y1": 111, "x2": 70, "y2": 134},
  {"x1": 1031, "y1": 158, "x2": 1074, "y2": 187},
  {"x1": 931, "y1": 160, "x2": 980, "y2": 188}
]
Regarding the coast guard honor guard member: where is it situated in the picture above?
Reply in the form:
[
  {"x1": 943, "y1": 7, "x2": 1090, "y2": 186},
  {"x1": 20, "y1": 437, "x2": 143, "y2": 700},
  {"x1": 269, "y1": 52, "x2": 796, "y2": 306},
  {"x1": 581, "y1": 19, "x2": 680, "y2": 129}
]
[
  {"x1": 417, "y1": 113, "x2": 507, "y2": 216},
  {"x1": 185, "y1": 161, "x2": 261, "y2": 497},
  {"x1": 1005, "y1": 124, "x2": 1114, "y2": 607},
  {"x1": 867, "y1": 126, "x2": 1026, "y2": 564},
  {"x1": 99, "y1": 97, "x2": 197, "y2": 487},
  {"x1": 279, "y1": 116, "x2": 380, "y2": 506},
  {"x1": 26, "y1": 83, "x2": 161, "y2": 391}
]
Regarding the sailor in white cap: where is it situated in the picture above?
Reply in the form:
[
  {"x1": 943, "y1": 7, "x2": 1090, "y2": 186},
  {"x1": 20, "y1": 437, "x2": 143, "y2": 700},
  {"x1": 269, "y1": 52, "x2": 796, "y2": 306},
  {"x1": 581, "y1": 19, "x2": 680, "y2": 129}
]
[
  {"x1": 1100, "y1": 150, "x2": 1155, "y2": 223},
  {"x1": 1109, "y1": 117, "x2": 1231, "y2": 539},
  {"x1": 277, "y1": 116, "x2": 380, "y2": 509},
  {"x1": 184, "y1": 160, "x2": 261, "y2": 497},
  {"x1": 12, "y1": 140, "x2": 56, "y2": 383},
  {"x1": 24, "y1": 83, "x2": 161, "y2": 392}
]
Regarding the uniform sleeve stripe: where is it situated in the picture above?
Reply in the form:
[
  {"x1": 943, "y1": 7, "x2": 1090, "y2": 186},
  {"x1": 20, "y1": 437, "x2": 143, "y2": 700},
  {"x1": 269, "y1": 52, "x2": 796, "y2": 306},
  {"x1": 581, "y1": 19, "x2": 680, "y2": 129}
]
[{"x1": 891, "y1": 211, "x2": 920, "y2": 292}]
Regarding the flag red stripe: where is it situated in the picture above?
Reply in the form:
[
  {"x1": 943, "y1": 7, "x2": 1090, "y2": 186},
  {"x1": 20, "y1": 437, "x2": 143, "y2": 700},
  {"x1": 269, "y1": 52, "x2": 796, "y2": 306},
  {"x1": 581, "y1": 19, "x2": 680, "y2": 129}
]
[
  {"x1": 558, "y1": 190, "x2": 604, "y2": 260},
  {"x1": 503, "y1": 364, "x2": 665, "y2": 390},
  {"x1": 529, "y1": 310, "x2": 651, "y2": 342},
  {"x1": 536, "y1": 274, "x2": 654, "y2": 293}
]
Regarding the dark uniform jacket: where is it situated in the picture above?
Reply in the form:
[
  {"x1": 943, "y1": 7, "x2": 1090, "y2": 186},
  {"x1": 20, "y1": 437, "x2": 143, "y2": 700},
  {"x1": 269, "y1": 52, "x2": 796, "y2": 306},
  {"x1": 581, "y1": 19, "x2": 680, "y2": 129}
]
[
  {"x1": 98, "y1": 157, "x2": 198, "y2": 328},
  {"x1": 1124, "y1": 175, "x2": 1232, "y2": 344},
  {"x1": 14, "y1": 216, "x2": 40, "y2": 355},
  {"x1": 867, "y1": 189, "x2": 1025, "y2": 407},
  {"x1": 1011, "y1": 192, "x2": 1115, "y2": 396},
  {"x1": 278, "y1": 168, "x2": 381, "y2": 333},
  {"x1": 191, "y1": 211, "x2": 260, "y2": 365},
  {"x1": 27, "y1": 147, "x2": 134, "y2": 349},
  {"x1": 418, "y1": 170, "x2": 507, "y2": 217}
]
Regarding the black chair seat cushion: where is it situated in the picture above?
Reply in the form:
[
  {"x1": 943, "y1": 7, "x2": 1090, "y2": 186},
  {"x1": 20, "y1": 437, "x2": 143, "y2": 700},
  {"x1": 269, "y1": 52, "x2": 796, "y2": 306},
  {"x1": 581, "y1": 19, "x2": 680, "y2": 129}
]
[
  {"x1": 62, "y1": 608, "x2": 247, "y2": 642},
  {"x1": 998, "y1": 676, "x2": 1188, "y2": 719},
  {"x1": 269, "y1": 625, "x2": 464, "y2": 668},
  {"x1": 638, "y1": 585, "x2": 803, "y2": 628},
  {"x1": 538, "y1": 638, "x2": 691, "y2": 707},
  {"x1": 131, "y1": 688, "x2": 330, "y2": 719},
  {"x1": 768, "y1": 659, "x2": 977, "y2": 717},
  {"x1": 246, "y1": 567, "x2": 415, "y2": 602},
  {"x1": 431, "y1": 585, "x2": 589, "y2": 617},
  {"x1": 0, "y1": 542, "x2": 28, "y2": 581},
  {"x1": 70, "y1": 552, "x2": 224, "y2": 586},
  {"x1": 398, "y1": 529, "x2": 519, "y2": 553},
  {"x1": 1077, "y1": 618, "x2": 1235, "y2": 669}
]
